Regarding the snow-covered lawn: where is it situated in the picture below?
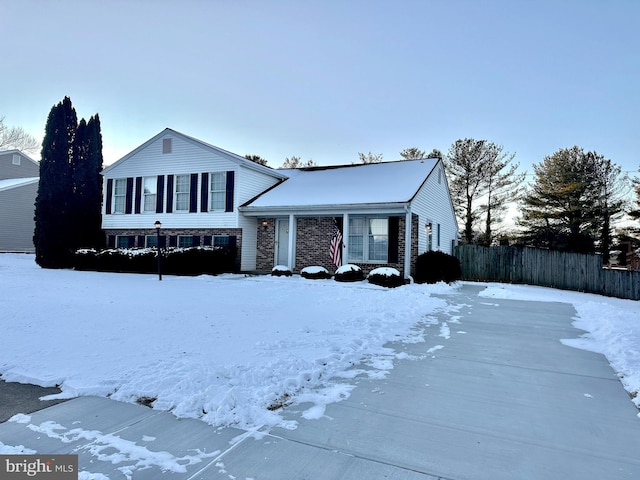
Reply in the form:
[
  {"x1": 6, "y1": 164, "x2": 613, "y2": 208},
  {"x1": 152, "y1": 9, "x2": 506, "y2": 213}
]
[{"x1": 1, "y1": 253, "x2": 638, "y2": 436}]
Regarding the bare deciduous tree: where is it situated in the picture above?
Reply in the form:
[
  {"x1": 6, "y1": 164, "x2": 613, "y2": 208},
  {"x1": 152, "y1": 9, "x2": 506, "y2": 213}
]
[{"x1": 0, "y1": 117, "x2": 40, "y2": 154}]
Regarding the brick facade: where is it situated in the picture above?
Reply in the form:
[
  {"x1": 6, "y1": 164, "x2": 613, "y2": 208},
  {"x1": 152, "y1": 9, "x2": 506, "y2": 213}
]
[
  {"x1": 256, "y1": 214, "x2": 420, "y2": 277},
  {"x1": 104, "y1": 227, "x2": 242, "y2": 267}
]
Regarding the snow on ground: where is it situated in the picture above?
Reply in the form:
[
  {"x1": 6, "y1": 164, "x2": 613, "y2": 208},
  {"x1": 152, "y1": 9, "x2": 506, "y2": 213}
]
[
  {"x1": 1, "y1": 253, "x2": 639, "y2": 444},
  {"x1": 479, "y1": 283, "x2": 640, "y2": 408},
  {"x1": 0, "y1": 254, "x2": 456, "y2": 432}
]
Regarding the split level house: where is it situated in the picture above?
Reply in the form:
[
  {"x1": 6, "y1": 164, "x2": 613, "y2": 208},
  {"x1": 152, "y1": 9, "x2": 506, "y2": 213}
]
[
  {"x1": 101, "y1": 128, "x2": 458, "y2": 279},
  {"x1": 0, "y1": 150, "x2": 39, "y2": 252}
]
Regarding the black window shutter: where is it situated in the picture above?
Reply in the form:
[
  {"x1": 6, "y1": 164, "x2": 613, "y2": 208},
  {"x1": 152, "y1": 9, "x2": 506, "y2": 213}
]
[
  {"x1": 127, "y1": 236, "x2": 136, "y2": 248},
  {"x1": 200, "y1": 172, "x2": 209, "y2": 212},
  {"x1": 156, "y1": 176, "x2": 164, "y2": 213},
  {"x1": 159, "y1": 235, "x2": 166, "y2": 248},
  {"x1": 107, "y1": 235, "x2": 116, "y2": 248},
  {"x1": 125, "y1": 177, "x2": 134, "y2": 214},
  {"x1": 203, "y1": 235, "x2": 212, "y2": 246},
  {"x1": 228, "y1": 235, "x2": 237, "y2": 248},
  {"x1": 166, "y1": 175, "x2": 174, "y2": 213},
  {"x1": 388, "y1": 216, "x2": 399, "y2": 264},
  {"x1": 134, "y1": 177, "x2": 142, "y2": 214},
  {"x1": 169, "y1": 235, "x2": 177, "y2": 247},
  {"x1": 189, "y1": 173, "x2": 198, "y2": 213},
  {"x1": 137, "y1": 235, "x2": 145, "y2": 247},
  {"x1": 192, "y1": 235, "x2": 201, "y2": 246},
  {"x1": 105, "y1": 179, "x2": 113, "y2": 214},
  {"x1": 225, "y1": 171, "x2": 235, "y2": 212}
]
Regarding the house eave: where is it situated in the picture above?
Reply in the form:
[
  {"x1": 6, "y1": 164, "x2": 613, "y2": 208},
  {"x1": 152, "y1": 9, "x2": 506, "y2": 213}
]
[{"x1": 240, "y1": 201, "x2": 410, "y2": 217}]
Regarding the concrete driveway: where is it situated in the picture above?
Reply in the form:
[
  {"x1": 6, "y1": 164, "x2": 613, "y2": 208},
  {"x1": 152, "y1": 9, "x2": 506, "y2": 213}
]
[{"x1": 1, "y1": 284, "x2": 639, "y2": 479}]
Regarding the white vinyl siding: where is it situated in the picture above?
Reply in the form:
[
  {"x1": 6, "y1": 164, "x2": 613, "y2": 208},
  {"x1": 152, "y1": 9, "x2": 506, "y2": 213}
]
[
  {"x1": 210, "y1": 172, "x2": 226, "y2": 211},
  {"x1": 412, "y1": 162, "x2": 458, "y2": 255},
  {"x1": 175, "y1": 174, "x2": 190, "y2": 212},
  {"x1": 143, "y1": 176, "x2": 157, "y2": 212}
]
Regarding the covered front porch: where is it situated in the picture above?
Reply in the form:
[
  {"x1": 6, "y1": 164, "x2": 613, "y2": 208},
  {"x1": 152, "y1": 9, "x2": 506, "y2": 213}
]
[{"x1": 251, "y1": 211, "x2": 419, "y2": 279}]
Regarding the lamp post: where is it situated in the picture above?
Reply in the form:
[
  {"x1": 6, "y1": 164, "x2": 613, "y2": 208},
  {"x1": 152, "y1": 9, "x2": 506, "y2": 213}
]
[{"x1": 154, "y1": 220, "x2": 162, "y2": 281}]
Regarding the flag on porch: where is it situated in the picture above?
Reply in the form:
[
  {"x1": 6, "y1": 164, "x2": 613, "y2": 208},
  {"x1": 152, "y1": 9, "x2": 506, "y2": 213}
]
[{"x1": 330, "y1": 222, "x2": 343, "y2": 268}]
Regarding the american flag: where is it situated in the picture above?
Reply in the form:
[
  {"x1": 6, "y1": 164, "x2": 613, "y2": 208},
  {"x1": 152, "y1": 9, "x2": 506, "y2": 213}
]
[{"x1": 330, "y1": 222, "x2": 343, "y2": 268}]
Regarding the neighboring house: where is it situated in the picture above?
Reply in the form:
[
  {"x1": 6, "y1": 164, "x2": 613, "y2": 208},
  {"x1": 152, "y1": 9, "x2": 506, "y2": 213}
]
[
  {"x1": 101, "y1": 128, "x2": 458, "y2": 278},
  {"x1": 0, "y1": 150, "x2": 39, "y2": 252}
]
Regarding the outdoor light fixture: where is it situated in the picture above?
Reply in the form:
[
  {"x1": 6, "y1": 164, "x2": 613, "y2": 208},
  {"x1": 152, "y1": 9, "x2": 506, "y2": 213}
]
[
  {"x1": 154, "y1": 221, "x2": 162, "y2": 281},
  {"x1": 262, "y1": 220, "x2": 268, "y2": 230}
]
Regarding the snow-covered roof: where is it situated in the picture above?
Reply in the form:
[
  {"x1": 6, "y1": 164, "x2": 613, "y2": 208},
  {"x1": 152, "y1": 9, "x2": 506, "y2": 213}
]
[
  {"x1": 242, "y1": 158, "x2": 439, "y2": 212},
  {"x1": 0, "y1": 177, "x2": 38, "y2": 192}
]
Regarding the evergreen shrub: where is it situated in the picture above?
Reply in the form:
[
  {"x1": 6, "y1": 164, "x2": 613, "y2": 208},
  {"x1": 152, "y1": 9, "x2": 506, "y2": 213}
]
[
  {"x1": 74, "y1": 246, "x2": 238, "y2": 275},
  {"x1": 367, "y1": 267, "x2": 405, "y2": 288},
  {"x1": 271, "y1": 265, "x2": 292, "y2": 276},
  {"x1": 333, "y1": 264, "x2": 365, "y2": 282},
  {"x1": 300, "y1": 266, "x2": 331, "y2": 279},
  {"x1": 414, "y1": 251, "x2": 462, "y2": 284}
]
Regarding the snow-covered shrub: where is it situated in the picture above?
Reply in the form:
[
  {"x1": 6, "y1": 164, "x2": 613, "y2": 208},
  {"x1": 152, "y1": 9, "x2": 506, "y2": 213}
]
[
  {"x1": 300, "y1": 266, "x2": 331, "y2": 280},
  {"x1": 367, "y1": 267, "x2": 405, "y2": 288},
  {"x1": 414, "y1": 250, "x2": 461, "y2": 284},
  {"x1": 74, "y1": 246, "x2": 238, "y2": 275},
  {"x1": 333, "y1": 264, "x2": 365, "y2": 282},
  {"x1": 271, "y1": 265, "x2": 292, "y2": 277}
]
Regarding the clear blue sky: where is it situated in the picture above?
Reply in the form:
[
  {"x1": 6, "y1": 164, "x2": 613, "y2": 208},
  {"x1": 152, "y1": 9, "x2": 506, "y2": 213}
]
[{"x1": 2, "y1": 0, "x2": 638, "y2": 177}]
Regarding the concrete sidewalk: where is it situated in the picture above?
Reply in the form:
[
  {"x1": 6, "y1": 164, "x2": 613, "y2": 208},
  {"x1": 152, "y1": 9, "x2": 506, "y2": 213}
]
[{"x1": 1, "y1": 284, "x2": 639, "y2": 479}]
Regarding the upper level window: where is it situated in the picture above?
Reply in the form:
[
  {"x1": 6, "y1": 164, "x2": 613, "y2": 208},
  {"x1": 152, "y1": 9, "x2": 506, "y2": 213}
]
[
  {"x1": 12, "y1": 154, "x2": 20, "y2": 165},
  {"x1": 210, "y1": 172, "x2": 226, "y2": 211},
  {"x1": 113, "y1": 178, "x2": 126, "y2": 213},
  {"x1": 175, "y1": 174, "x2": 190, "y2": 211},
  {"x1": 348, "y1": 216, "x2": 388, "y2": 262},
  {"x1": 143, "y1": 176, "x2": 157, "y2": 212}
]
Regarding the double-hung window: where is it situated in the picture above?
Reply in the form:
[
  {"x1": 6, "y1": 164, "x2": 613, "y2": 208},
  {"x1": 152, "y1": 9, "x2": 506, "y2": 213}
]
[
  {"x1": 175, "y1": 174, "x2": 190, "y2": 212},
  {"x1": 209, "y1": 172, "x2": 226, "y2": 211},
  {"x1": 143, "y1": 176, "x2": 157, "y2": 212},
  {"x1": 113, "y1": 178, "x2": 127, "y2": 214},
  {"x1": 348, "y1": 216, "x2": 389, "y2": 262}
]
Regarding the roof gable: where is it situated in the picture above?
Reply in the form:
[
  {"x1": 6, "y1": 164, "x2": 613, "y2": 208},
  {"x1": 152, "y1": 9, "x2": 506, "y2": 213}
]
[
  {"x1": 244, "y1": 158, "x2": 439, "y2": 209},
  {"x1": 103, "y1": 128, "x2": 287, "y2": 180}
]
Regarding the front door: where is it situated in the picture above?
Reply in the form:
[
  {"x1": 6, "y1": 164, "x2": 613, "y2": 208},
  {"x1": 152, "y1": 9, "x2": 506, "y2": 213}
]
[{"x1": 276, "y1": 219, "x2": 289, "y2": 266}]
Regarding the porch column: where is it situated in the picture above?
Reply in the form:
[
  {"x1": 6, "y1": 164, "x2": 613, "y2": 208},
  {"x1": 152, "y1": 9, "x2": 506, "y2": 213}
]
[
  {"x1": 404, "y1": 207, "x2": 412, "y2": 280},
  {"x1": 288, "y1": 214, "x2": 295, "y2": 269},
  {"x1": 342, "y1": 213, "x2": 349, "y2": 266}
]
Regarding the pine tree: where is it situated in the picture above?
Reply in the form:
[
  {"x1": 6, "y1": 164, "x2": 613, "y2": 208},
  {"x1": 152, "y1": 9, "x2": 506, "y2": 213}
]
[
  {"x1": 518, "y1": 146, "x2": 625, "y2": 254},
  {"x1": 445, "y1": 139, "x2": 521, "y2": 245},
  {"x1": 34, "y1": 97, "x2": 78, "y2": 268}
]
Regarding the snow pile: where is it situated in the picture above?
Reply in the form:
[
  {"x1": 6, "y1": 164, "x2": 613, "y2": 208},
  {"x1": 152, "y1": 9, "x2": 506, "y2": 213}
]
[
  {"x1": 0, "y1": 254, "x2": 454, "y2": 430},
  {"x1": 480, "y1": 283, "x2": 640, "y2": 407}
]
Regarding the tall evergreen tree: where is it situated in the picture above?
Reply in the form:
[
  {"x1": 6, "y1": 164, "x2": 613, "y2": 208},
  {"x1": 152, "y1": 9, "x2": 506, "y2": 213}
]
[
  {"x1": 518, "y1": 146, "x2": 624, "y2": 255},
  {"x1": 34, "y1": 97, "x2": 103, "y2": 267},
  {"x1": 446, "y1": 138, "x2": 520, "y2": 245},
  {"x1": 72, "y1": 114, "x2": 104, "y2": 249},
  {"x1": 34, "y1": 97, "x2": 78, "y2": 268}
]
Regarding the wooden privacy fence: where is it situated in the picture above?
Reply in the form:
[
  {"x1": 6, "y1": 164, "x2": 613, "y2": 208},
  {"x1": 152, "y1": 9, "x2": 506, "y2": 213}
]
[{"x1": 455, "y1": 245, "x2": 640, "y2": 301}]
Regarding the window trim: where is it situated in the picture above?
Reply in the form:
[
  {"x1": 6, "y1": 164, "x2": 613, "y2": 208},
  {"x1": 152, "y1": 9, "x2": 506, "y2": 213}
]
[
  {"x1": 347, "y1": 216, "x2": 389, "y2": 263},
  {"x1": 177, "y1": 235, "x2": 194, "y2": 248},
  {"x1": 174, "y1": 174, "x2": 191, "y2": 212},
  {"x1": 142, "y1": 176, "x2": 157, "y2": 213},
  {"x1": 113, "y1": 178, "x2": 127, "y2": 214},
  {"x1": 209, "y1": 171, "x2": 227, "y2": 211}
]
